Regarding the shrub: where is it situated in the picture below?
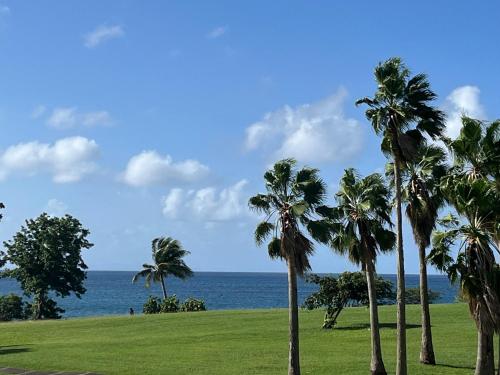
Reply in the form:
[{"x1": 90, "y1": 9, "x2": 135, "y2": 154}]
[
  {"x1": 160, "y1": 295, "x2": 180, "y2": 313},
  {"x1": 405, "y1": 287, "x2": 441, "y2": 304},
  {"x1": 181, "y1": 298, "x2": 206, "y2": 312},
  {"x1": 143, "y1": 296, "x2": 161, "y2": 314},
  {"x1": 0, "y1": 294, "x2": 28, "y2": 321}
]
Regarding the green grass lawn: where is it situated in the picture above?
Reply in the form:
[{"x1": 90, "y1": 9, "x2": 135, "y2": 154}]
[{"x1": 0, "y1": 303, "x2": 495, "y2": 374}]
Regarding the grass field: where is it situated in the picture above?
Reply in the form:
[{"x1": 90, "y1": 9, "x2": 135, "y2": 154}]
[{"x1": 0, "y1": 303, "x2": 497, "y2": 374}]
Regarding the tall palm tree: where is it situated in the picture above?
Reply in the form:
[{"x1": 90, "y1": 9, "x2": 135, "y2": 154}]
[
  {"x1": 356, "y1": 57, "x2": 445, "y2": 375},
  {"x1": 133, "y1": 237, "x2": 193, "y2": 299},
  {"x1": 323, "y1": 169, "x2": 395, "y2": 375},
  {"x1": 386, "y1": 145, "x2": 448, "y2": 364},
  {"x1": 249, "y1": 159, "x2": 330, "y2": 375}
]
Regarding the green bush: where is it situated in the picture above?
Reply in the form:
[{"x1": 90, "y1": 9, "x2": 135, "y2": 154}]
[
  {"x1": 181, "y1": 298, "x2": 206, "y2": 312},
  {"x1": 0, "y1": 294, "x2": 28, "y2": 321},
  {"x1": 160, "y1": 295, "x2": 180, "y2": 313},
  {"x1": 405, "y1": 287, "x2": 441, "y2": 304},
  {"x1": 143, "y1": 296, "x2": 161, "y2": 314}
]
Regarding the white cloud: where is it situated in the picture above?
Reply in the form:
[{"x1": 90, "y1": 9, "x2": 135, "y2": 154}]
[
  {"x1": 84, "y1": 25, "x2": 124, "y2": 48},
  {"x1": 443, "y1": 85, "x2": 486, "y2": 139},
  {"x1": 245, "y1": 88, "x2": 363, "y2": 163},
  {"x1": 31, "y1": 105, "x2": 46, "y2": 119},
  {"x1": 0, "y1": 136, "x2": 100, "y2": 183},
  {"x1": 47, "y1": 107, "x2": 113, "y2": 129},
  {"x1": 122, "y1": 151, "x2": 210, "y2": 187},
  {"x1": 207, "y1": 26, "x2": 227, "y2": 39},
  {"x1": 45, "y1": 198, "x2": 68, "y2": 216},
  {"x1": 162, "y1": 180, "x2": 250, "y2": 221}
]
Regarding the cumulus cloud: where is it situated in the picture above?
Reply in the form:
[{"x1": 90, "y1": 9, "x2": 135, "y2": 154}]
[
  {"x1": 245, "y1": 88, "x2": 363, "y2": 163},
  {"x1": 162, "y1": 180, "x2": 250, "y2": 221},
  {"x1": 443, "y1": 85, "x2": 486, "y2": 139},
  {"x1": 0, "y1": 136, "x2": 100, "y2": 183},
  {"x1": 206, "y1": 26, "x2": 227, "y2": 39},
  {"x1": 45, "y1": 198, "x2": 68, "y2": 216},
  {"x1": 122, "y1": 151, "x2": 210, "y2": 187},
  {"x1": 46, "y1": 107, "x2": 113, "y2": 129},
  {"x1": 84, "y1": 25, "x2": 124, "y2": 48}
]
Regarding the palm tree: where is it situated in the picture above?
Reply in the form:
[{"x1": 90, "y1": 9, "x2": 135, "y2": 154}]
[
  {"x1": 429, "y1": 208, "x2": 500, "y2": 375},
  {"x1": 356, "y1": 57, "x2": 445, "y2": 375},
  {"x1": 386, "y1": 145, "x2": 448, "y2": 364},
  {"x1": 133, "y1": 237, "x2": 193, "y2": 299},
  {"x1": 324, "y1": 169, "x2": 395, "y2": 375},
  {"x1": 439, "y1": 116, "x2": 500, "y2": 374},
  {"x1": 249, "y1": 159, "x2": 331, "y2": 375}
]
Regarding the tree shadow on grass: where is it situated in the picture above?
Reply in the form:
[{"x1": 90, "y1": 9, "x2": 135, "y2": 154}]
[
  {"x1": 334, "y1": 322, "x2": 421, "y2": 331},
  {"x1": 0, "y1": 345, "x2": 31, "y2": 355},
  {"x1": 435, "y1": 363, "x2": 475, "y2": 370}
]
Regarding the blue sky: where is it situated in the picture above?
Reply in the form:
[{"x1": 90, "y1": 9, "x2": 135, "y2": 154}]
[{"x1": 0, "y1": 1, "x2": 498, "y2": 273}]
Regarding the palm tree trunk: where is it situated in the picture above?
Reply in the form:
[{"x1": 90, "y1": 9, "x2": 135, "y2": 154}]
[
  {"x1": 287, "y1": 256, "x2": 301, "y2": 375},
  {"x1": 160, "y1": 274, "x2": 167, "y2": 299},
  {"x1": 475, "y1": 330, "x2": 495, "y2": 375},
  {"x1": 418, "y1": 244, "x2": 436, "y2": 365},
  {"x1": 394, "y1": 156, "x2": 407, "y2": 375},
  {"x1": 365, "y1": 259, "x2": 387, "y2": 375},
  {"x1": 497, "y1": 334, "x2": 500, "y2": 375}
]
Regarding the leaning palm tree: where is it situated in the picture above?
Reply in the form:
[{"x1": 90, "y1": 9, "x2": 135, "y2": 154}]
[
  {"x1": 356, "y1": 57, "x2": 446, "y2": 375},
  {"x1": 133, "y1": 237, "x2": 193, "y2": 299},
  {"x1": 249, "y1": 159, "x2": 330, "y2": 375},
  {"x1": 386, "y1": 145, "x2": 448, "y2": 364},
  {"x1": 323, "y1": 169, "x2": 395, "y2": 375}
]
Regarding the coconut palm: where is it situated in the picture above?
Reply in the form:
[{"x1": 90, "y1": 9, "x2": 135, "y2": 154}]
[
  {"x1": 249, "y1": 159, "x2": 330, "y2": 375},
  {"x1": 356, "y1": 57, "x2": 446, "y2": 375},
  {"x1": 386, "y1": 145, "x2": 448, "y2": 364},
  {"x1": 133, "y1": 237, "x2": 193, "y2": 299},
  {"x1": 324, "y1": 169, "x2": 395, "y2": 375}
]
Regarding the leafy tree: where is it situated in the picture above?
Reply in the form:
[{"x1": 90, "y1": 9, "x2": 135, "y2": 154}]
[
  {"x1": 356, "y1": 57, "x2": 445, "y2": 375},
  {"x1": 387, "y1": 145, "x2": 448, "y2": 364},
  {"x1": 404, "y1": 288, "x2": 440, "y2": 305},
  {"x1": 0, "y1": 294, "x2": 28, "y2": 321},
  {"x1": 303, "y1": 272, "x2": 394, "y2": 329},
  {"x1": 1, "y1": 213, "x2": 93, "y2": 319},
  {"x1": 249, "y1": 158, "x2": 330, "y2": 375},
  {"x1": 133, "y1": 237, "x2": 193, "y2": 299},
  {"x1": 320, "y1": 169, "x2": 395, "y2": 375}
]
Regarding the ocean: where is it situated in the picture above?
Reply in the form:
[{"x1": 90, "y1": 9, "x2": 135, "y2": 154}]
[{"x1": 0, "y1": 272, "x2": 458, "y2": 318}]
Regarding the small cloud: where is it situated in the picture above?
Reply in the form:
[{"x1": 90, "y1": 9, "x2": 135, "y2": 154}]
[
  {"x1": 84, "y1": 25, "x2": 124, "y2": 48},
  {"x1": 244, "y1": 88, "x2": 363, "y2": 164},
  {"x1": 443, "y1": 85, "x2": 486, "y2": 139},
  {"x1": 162, "y1": 180, "x2": 250, "y2": 222},
  {"x1": 206, "y1": 26, "x2": 227, "y2": 39},
  {"x1": 31, "y1": 105, "x2": 47, "y2": 119},
  {"x1": 46, "y1": 107, "x2": 113, "y2": 129},
  {"x1": 0, "y1": 136, "x2": 100, "y2": 183},
  {"x1": 122, "y1": 151, "x2": 210, "y2": 187},
  {"x1": 45, "y1": 199, "x2": 68, "y2": 217}
]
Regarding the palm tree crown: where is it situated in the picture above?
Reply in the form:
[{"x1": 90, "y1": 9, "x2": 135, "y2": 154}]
[
  {"x1": 133, "y1": 237, "x2": 193, "y2": 298},
  {"x1": 325, "y1": 169, "x2": 395, "y2": 266},
  {"x1": 249, "y1": 158, "x2": 330, "y2": 274},
  {"x1": 356, "y1": 57, "x2": 446, "y2": 160}
]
